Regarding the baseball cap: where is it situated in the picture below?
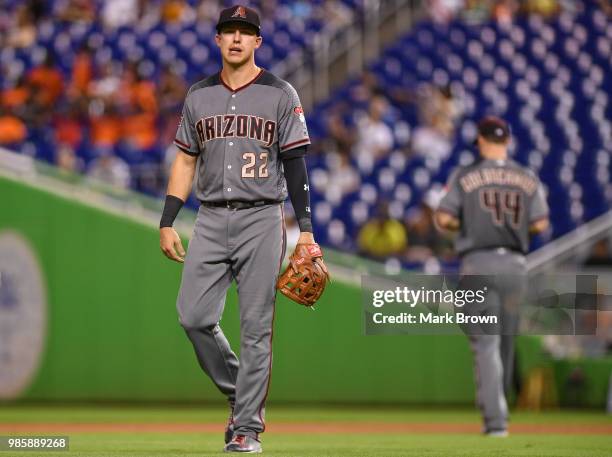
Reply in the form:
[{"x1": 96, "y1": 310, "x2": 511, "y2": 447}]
[
  {"x1": 216, "y1": 5, "x2": 261, "y2": 36},
  {"x1": 474, "y1": 116, "x2": 511, "y2": 144}
]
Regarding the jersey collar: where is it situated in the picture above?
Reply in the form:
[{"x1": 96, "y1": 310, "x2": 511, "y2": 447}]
[{"x1": 219, "y1": 68, "x2": 264, "y2": 93}]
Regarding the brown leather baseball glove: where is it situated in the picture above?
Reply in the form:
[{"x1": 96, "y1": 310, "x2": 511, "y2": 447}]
[{"x1": 277, "y1": 243, "x2": 329, "y2": 307}]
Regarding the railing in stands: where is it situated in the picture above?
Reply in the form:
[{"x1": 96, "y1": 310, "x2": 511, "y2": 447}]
[
  {"x1": 273, "y1": 0, "x2": 423, "y2": 111},
  {"x1": 527, "y1": 210, "x2": 612, "y2": 273}
]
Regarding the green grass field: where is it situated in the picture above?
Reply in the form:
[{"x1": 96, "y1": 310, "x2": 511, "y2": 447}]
[{"x1": 0, "y1": 405, "x2": 610, "y2": 457}]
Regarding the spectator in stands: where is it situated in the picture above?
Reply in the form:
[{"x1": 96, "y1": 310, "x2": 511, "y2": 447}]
[
  {"x1": 404, "y1": 205, "x2": 437, "y2": 262},
  {"x1": 353, "y1": 95, "x2": 394, "y2": 163},
  {"x1": 56, "y1": 0, "x2": 96, "y2": 24},
  {"x1": 424, "y1": 84, "x2": 460, "y2": 138},
  {"x1": 0, "y1": 106, "x2": 27, "y2": 146},
  {"x1": 123, "y1": 111, "x2": 158, "y2": 152},
  {"x1": 67, "y1": 43, "x2": 94, "y2": 108},
  {"x1": 404, "y1": 187, "x2": 455, "y2": 262},
  {"x1": 493, "y1": 0, "x2": 520, "y2": 25},
  {"x1": 157, "y1": 65, "x2": 187, "y2": 146},
  {"x1": 597, "y1": 0, "x2": 612, "y2": 15},
  {"x1": 411, "y1": 84, "x2": 460, "y2": 160},
  {"x1": 55, "y1": 144, "x2": 83, "y2": 174},
  {"x1": 584, "y1": 239, "x2": 612, "y2": 267},
  {"x1": 161, "y1": 0, "x2": 195, "y2": 25},
  {"x1": 1, "y1": 75, "x2": 30, "y2": 113},
  {"x1": 5, "y1": 4, "x2": 37, "y2": 49},
  {"x1": 405, "y1": 204, "x2": 454, "y2": 262},
  {"x1": 324, "y1": 104, "x2": 355, "y2": 158},
  {"x1": 351, "y1": 71, "x2": 385, "y2": 105},
  {"x1": 427, "y1": 0, "x2": 465, "y2": 24},
  {"x1": 27, "y1": 53, "x2": 64, "y2": 109},
  {"x1": 53, "y1": 105, "x2": 84, "y2": 149},
  {"x1": 460, "y1": 0, "x2": 491, "y2": 23},
  {"x1": 119, "y1": 65, "x2": 158, "y2": 152},
  {"x1": 523, "y1": 0, "x2": 560, "y2": 17},
  {"x1": 102, "y1": 0, "x2": 139, "y2": 29},
  {"x1": 158, "y1": 65, "x2": 186, "y2": 115},
  {"x1": 136, "y1": 0, "x2": 163, "y2": 31},
  {"x1": 87, "y1": 150, "x2": 131, "y2": 189},
  {"x1": 326, "y1": 151, "x2": 360, "y2": 199},
  {"x1": 358, "y1": 201, "x2": 407, "y2": 260},
  {"x1": 88, "y1": 61, "x2": 121, "y2": 106},
  {"x1": 89, "y1": 105, "x2": 122, "y2": 148},
  {"x1": 120, "y1": 63, "x2": 158, "y2": 114},
  {"x1": 196, "y1": 0, "x2": 222, "y2": 23},
  {"x1": 322, "y1": 0, "x2": 353, "y2": 32}
]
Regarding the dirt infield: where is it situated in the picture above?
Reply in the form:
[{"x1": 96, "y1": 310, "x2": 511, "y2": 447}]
[{"x1": 0, "y1": 422, "x2": 610, "y2": 435}]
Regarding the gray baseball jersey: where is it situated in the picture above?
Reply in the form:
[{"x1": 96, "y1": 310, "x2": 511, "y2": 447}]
[
  {"x1": 173, "y1": 69, "x2": 310, "y2": 202},
  {"x1": 438, "y1": 158, "x2": 549, "y2": 255},
  {"x1": 173, "y1": 69, "x2": 309, "y2": 442}
]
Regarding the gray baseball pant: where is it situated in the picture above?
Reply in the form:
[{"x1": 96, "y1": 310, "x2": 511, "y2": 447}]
[
  {"x1": 459, "y1": 248, "x2": 526, "y2": 433},
  {"x1": 176, "y1": 203, "x2": 286, "y2": 439}
]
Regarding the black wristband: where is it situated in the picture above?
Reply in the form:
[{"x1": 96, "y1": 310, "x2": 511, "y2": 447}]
[{"x1": 160, "y1": 195, "x2": 185, "y2": 228}]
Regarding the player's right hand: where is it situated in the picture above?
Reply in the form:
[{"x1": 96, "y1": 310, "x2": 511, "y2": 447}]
[{"x1": 160, "y1": 227, "x2": 186, "y2": 263}]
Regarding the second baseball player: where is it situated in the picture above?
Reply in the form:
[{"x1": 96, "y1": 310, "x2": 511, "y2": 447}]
[{"x1": 436, "y1": 116, "x2": 550, "y2": 436}]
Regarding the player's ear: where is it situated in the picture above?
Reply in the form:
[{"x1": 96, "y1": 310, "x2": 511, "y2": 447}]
[
  {"x1": 215, "y1": 33, "x2": 221, "y2": 47},
  {"x1": 254, "y1": 35, "x2": 262, "y2": 48}
]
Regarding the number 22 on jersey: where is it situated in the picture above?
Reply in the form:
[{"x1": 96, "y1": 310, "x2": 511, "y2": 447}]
[{"x1": 241, "y1": 152, "x2": 269, "y2": 178}]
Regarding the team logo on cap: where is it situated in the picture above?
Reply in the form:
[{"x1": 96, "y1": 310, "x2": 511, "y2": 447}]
[{"x1": 232, "y1": 6, "x2": 247, "y2": 18}]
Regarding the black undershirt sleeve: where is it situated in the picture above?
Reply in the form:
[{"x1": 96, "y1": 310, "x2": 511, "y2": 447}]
[{"x1": 281, "y1": 146, "x2": 313, "y2": 233}]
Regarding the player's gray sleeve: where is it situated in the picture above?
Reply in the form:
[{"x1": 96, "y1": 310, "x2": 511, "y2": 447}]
[
  {"x1": 529, "y1": 181, "x2": 549, "y2": 222},
  {"x1": 174, "y1": 94, "x2": 200, "y2": 156},
  {"x1": 278, "y1": 83, "x2": 310, "y2": 155},
  {"x1": 438, "y1": 169, "x2": 462, "y2": 216}
]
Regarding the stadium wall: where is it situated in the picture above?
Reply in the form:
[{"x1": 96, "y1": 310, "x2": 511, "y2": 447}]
[
  {"x1": 1, "y1": 174, "x2": 608, "y2": 407},
  {"x1": 0, "y1": 174, "x2": 478, "y2": 403}
]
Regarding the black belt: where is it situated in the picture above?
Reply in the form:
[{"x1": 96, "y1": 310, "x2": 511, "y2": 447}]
[
  {"x1": 201, "y1": 200, "x2": 280, "y2": 210},
  {"x1": 460, "y1": 246, "x2": 525, "y2": 257}
]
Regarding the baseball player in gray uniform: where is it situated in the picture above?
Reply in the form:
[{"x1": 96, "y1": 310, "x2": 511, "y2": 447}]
[
  {"x1": 435, "y1": 116, "x2": 549, "y2": 436},
  {"x1": 158, "y1": 5, "x2": 316, "y2": 453}
]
